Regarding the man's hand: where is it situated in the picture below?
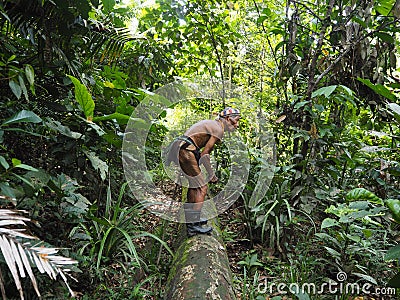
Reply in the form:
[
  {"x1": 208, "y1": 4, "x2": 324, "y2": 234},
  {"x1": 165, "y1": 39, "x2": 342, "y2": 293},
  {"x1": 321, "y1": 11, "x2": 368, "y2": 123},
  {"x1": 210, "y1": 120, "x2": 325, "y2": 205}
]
[{"x1": 208, "y1": 174, "x2": 219, "y2": 184}]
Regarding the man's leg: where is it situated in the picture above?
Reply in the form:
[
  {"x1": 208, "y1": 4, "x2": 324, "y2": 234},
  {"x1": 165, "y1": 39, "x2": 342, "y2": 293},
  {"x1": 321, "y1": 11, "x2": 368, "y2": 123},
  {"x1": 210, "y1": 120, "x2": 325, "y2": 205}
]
[
  {"x1": 179, "y1": 149, "x2": 212, "y2": 236},
  {"x1": 185, "y1": 186, "x2": 212, "y2": 237},
  {"x1": 187, "y1": 185, "x2": 207, "y2": 209}
]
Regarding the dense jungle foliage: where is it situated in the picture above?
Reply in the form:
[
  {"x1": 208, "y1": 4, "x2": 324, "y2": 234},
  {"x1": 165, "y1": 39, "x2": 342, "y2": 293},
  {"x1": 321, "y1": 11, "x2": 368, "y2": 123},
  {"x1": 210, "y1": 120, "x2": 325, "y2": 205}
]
[{"x1": 0, "y1": 0, "x2": 400, "y2": 299}]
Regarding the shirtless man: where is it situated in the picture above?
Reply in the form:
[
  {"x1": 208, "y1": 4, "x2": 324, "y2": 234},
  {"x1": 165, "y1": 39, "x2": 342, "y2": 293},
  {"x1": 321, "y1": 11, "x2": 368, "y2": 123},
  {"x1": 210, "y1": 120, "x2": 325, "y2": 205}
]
[{"x1": 166, "y1": 107, "x2": 241, "y2": 236}]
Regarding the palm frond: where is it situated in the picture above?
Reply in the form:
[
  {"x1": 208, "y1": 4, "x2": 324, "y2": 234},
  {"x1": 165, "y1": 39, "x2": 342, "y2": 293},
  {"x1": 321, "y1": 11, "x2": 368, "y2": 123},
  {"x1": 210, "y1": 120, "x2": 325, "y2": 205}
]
[
  {"x1": 1, "y1": 0, "x2": 139, "y2": 66},
  {"x1": 90, "y1": 27, "x2": 139, "y2": 63},
  {"x1": 0, "y1": 209, "x2": 78, "y2": 300}
]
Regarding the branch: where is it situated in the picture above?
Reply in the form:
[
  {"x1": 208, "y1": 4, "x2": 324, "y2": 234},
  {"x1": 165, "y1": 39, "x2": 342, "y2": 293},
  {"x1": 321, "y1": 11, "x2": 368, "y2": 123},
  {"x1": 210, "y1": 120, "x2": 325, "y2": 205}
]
[
  {"x1": 314, "y1": 19, "x2": 399, "y2": 88},
  {"x1": 291, "y1": 0, "x2": 323, "y2": 23},
  {"x1": 306, "y1": 0, "x2": 335, "y2": 99},
  {"x1": 252, "y1": 0, "x2": 288, "y2": 103}
]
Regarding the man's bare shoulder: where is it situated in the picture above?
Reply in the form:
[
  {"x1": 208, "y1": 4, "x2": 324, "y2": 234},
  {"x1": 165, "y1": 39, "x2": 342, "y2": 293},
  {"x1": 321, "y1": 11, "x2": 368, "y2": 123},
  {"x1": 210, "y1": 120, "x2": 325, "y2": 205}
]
[{"x1": 185, "y1": 119, "x2": 223, "y2": 136}]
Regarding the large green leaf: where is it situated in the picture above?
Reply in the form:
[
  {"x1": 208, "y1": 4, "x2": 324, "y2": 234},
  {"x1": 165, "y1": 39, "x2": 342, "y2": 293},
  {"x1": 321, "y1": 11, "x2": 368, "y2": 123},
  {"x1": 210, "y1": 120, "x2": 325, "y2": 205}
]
[
  {"x1": 67, "y1": 75, "x2": 95, "y2": 121},
  {"x1": 311, "y1": 85, "x2": 337, "y2": 98},
  {"x1": 375, "y1": 32, "x2": 395, "y2": 43},
  {"x1": 375, "y1": 0, "x2": 396, "y2": 16},
  {"x1": 321, "y1": 218, "x2": 339, "y2": 229},
  {"x1": 345, "y1": 188, "x2": 383, "y2": 205},
  {"x1": 9, "y1": 80, "x2": 21, "y2": 99},
  {"x1": 2, "y1": 110, "x2": 42, "y2": 126},
  {"x1": 357, "y1": 78, "x2": 396, "y2": 101},
  {"x1": 385, "y1": 244, "x2": 400, "y2": 261}
]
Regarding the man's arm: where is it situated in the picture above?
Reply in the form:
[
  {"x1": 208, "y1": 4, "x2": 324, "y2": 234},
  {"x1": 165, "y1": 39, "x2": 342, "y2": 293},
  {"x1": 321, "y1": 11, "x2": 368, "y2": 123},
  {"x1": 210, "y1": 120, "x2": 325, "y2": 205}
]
[{"x1": 199, "y1": 136, "x2": 220, "y2": 183}]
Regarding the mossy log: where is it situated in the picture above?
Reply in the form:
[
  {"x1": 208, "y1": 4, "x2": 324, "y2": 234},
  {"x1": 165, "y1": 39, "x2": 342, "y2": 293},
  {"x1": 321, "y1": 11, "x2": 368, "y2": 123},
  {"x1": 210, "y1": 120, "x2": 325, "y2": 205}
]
[{"x1": 164, "y1": 221, "x2": 236, "y2": 300}]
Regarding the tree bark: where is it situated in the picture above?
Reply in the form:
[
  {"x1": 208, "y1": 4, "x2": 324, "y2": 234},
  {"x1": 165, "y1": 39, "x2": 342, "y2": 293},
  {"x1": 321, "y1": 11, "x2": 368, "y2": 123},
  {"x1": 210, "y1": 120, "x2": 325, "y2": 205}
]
[{"x1": 164, "y1": 221, "x2": 236, "y2": 300}]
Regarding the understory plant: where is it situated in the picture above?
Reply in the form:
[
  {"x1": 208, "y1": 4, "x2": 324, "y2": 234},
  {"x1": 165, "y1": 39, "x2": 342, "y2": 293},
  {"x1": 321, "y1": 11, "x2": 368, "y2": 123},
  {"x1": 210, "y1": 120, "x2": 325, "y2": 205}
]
[
  {"x1": 317, "y1": 187, "x2": 396, "y2": 287},
  {"x1": 70, "y1": 182, "x2": 173, "y2": 274}
]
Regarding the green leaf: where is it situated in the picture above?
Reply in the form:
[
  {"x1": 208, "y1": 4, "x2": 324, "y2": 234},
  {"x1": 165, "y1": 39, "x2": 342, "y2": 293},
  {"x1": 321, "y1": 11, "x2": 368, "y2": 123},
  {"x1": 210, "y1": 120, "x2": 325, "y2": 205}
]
[
  {"x1": 2, "y1": 110, "x2": 42, "y2": 126},
  {"x1": 351, "y1": 16, "x2": 368, "y2": 28},
  {"x1": 7, "y1": 55, "x2": 16, "y2": 62},
  {"x1": 349, "y1": 200, "x2": 369, "y2": 208},
  {"x1": 321, "y1": 218, "x2": 339, "y2": 229},
  {"x1": 67, "y1": 75, "x2": 95, "y2": 121},
  {"x1": 324, "y1": 246, "x2": 341, "y2": 258},
  {"x1": 86, "y1": 121, "x2": 105, "y2": 136},
  {"x1": 0, "y1": 183, "x2": 19, "y2": 200},
  {"x1": 345, "y1": 188, "x2": 383, "y2": 205},
  {"x1": 357, "y1": 77, "x2": 396, "y2": 101},
  {"x1": 385, "y1": 244, "x2": 400, "y2": 261},
  {"x1": 25, "y1": 64, "x2": 35, "y2": 86},
  {"x1": 362, "y1": 229, "x2": 372, "y2": 238},
  {"x1": 83, "y1": 150, "x2": 108, "y2": 181},
  {"x1": 0, "y1": 156, "x2": 9, "y2": 170},
  {"x1": 92, "y1": 112, "x2": 130, "y2": 124},
  {"x1": 375, "y1": 32, "x2": 395, "y2": 43},
  {"x1": 387, "y1": 272, "x2": 400, "y2": 288},
  {"x1": 101, "y1": 0, "x2": 115, "y2": 12},
  {"x1": 352, "y1": 272, "x2": 377, "y2": 285},
  {"x1": 311, "y1": 85, "x2": 337, "y2": 98},
  {"x1": 12, "y1": 173, "x2": 35, "y2": 188},
  {"x1": 375, "y1": 0, "x2": 396, "y2": 16},
  {"x1": 338, "y1": 85, "x2": 353, "y2": 96},
  {"x1": 294, "y1": 101, "x2": 310, "y2": 111},
  {"x1": 262, "y1": 8, "x2": 271, "y2": 16},
  {"x1": 346, "y1": 234, "x2": 361, "y2": 243},
  {"x1": 102, "y1": 132, "x2": 122, "y2": 147},
  {"x1": 18, "y1": 75, "x2": 28, "y2": 100},
  {"x1": 15, "y1": 164, "x2": 38, "y2": 172},
  {"x1": 315, "y1": 232, "x2": 341, "y2": 247},
  {"x1": 339, "y1": 206, "x2": 385, "y2": 223},
  {"x1": 9, "y1": 80, "x2": 22, "y2": 99},
  {"x1": 385, "y1": 199, "x2": 400, "y2": 223},
  {"x1": 44, "y1": 119, "x2": 83, "y2": 139},
  {"x1": 12, "y1": 158, "x2": 21, "y2": 167},
  {"x1": 257, "y1": 15, "x2": 268, "y2": 24}
]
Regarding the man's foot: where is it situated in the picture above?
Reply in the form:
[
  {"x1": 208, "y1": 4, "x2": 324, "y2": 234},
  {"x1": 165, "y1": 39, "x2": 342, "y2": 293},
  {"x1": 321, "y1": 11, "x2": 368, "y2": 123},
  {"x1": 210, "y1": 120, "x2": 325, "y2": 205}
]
[
  {"x1": 199, "y1": 217, "x2": 208, "y2": 226},
  {"x1": 187, "y1": 223, "x2": 213, "y2": 237}
]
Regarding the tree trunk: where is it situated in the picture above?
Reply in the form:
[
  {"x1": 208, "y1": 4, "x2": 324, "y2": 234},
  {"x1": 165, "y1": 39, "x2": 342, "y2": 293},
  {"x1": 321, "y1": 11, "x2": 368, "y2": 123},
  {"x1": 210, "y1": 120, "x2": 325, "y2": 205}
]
[{"x1": 164, "y1": 221, "x2": 236, "y2": 300}]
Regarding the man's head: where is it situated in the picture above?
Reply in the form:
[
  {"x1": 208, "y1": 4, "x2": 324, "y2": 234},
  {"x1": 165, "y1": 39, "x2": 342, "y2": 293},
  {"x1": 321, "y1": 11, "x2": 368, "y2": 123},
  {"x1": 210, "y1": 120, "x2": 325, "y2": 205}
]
[{"x1": 219, "y1": 107, "x2": 241, "y2": 132}]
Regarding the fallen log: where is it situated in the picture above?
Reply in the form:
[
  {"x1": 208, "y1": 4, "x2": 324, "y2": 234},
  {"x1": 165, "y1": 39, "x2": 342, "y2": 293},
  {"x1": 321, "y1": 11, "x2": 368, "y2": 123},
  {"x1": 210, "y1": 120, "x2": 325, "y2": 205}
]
[{"x1": 164, "y1": 221, "x2": 236, "y2": 300}]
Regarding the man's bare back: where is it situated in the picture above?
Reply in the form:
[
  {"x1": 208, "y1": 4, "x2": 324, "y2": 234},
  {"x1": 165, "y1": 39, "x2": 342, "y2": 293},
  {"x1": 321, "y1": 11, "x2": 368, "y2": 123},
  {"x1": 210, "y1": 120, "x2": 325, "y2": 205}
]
[{"x1": 183, "y1": 119, "x2": 224, "y2": 150}]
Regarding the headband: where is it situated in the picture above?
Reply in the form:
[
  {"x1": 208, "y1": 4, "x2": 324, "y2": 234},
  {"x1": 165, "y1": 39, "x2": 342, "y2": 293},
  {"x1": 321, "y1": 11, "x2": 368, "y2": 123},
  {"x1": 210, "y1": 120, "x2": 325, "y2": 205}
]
[{"x1": 219, "y1": 107, "x2": 241, "y2": 118}]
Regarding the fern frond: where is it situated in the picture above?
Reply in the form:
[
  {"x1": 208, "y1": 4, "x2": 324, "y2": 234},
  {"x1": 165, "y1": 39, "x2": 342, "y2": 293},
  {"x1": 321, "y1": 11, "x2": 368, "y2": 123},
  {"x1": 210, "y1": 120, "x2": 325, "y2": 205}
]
[{"x1": 0, "y1": 209, "x2": 78, "y2": 299}]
